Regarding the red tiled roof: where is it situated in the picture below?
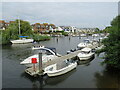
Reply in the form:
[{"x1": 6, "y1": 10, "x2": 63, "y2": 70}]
[
  {"x1": 43, "y1": 23, "x2": 48, "y2": 25},
  {"x1": 35, "y1": 23, "x2": 40, "y2": 25},
  {"x1": 0, "y1": 20, "x2": 5, "y2": 23},
  {"x1": 9, "y1": 21, "x2": 15, "y2": 23}
]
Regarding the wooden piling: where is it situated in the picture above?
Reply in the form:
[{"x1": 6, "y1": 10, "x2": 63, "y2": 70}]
[{"x1": 39, "y1": 52, "x2": 43, "y2": 74}]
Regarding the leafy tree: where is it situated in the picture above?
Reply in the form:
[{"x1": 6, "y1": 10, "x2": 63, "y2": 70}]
[
  {"x1": 102, "y1": 26, "x2": 111, "y2": 33},
  {"x1": 1, "y1": 19, "x2": 34, "y2": 44},
  {"x1": 97, "y1": 15, "x2": 120, "y2": 69},
  {"x1": 95, "y1": 28, "x2": 100, "y2": 31},
  {"x1": 6, "y1": 19, "x2": 33, "y2": 39},
  {"x1": 19, "y1": 20, "x2": 33, "y2": 36}
]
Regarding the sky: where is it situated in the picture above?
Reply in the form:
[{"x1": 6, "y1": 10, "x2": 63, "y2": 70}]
[{"x1": 1, "y1": 2, "x2": 118, "y2": 29}]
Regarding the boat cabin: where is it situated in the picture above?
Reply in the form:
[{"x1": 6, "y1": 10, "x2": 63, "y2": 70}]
[
  {"x1": 81, "y1": 48, "x2": 92, "y2": 54},
  {"x1": 83, "y1": 39, "x2": 90, "y2": 43}
]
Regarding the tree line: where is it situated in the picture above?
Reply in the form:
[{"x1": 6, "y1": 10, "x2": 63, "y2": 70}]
[{"x1": 97, "y1": 15, "x2": 120, "y2": 70}]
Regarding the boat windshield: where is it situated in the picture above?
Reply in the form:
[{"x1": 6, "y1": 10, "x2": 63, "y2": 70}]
[
  {"x1": 45, "y1": 47, "x2": 57, "y2": 55},
  {"x1": 84, "y1": 40, "x2": 90, "y2": 43},
  {"x1": 39, "y1": 49, "x2": 54, "y2": 55},
  {"x1": 81, "y1": 51, "x2": 90, "y2": 54}
]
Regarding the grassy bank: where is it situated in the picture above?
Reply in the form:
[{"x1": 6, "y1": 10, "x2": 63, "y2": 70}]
[
  {"x1": 32, "y1": 34, "x2": 51, "y2": 42},
  {"x1": 0, "y1": 31, "x2": 51, "y2": 45}
]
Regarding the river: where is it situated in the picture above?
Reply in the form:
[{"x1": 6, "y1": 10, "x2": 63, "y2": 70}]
[{"x1": 2, "y1": 36, "x2": 120, "y2": 89}]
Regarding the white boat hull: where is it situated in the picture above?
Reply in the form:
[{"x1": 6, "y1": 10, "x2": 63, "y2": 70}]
[
  {"x1": 77, "y1": 53, "x2": 94, "y2": 60},
  {"x1": 77, "y1": 43, "x2": 86, "y2": 48},
  {"x1": 20, "y1": 54, "x2": 58, "y2": 66},
  {"x1": 95, "y1": 45, "x2": 105, "y2": 50},
  {"x1": 32, "y1": 46, "x2": 45, "y2": 50},
  {"x1": 44, "y1": 62, "x2": 77, "y2": 77},
  {"x1": 11, "y1": 39, "x2": 34, "y2": 44}
]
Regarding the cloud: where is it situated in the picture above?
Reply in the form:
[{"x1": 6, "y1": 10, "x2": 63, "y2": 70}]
[
  {"x1": 2, "y1": 0, "x2": 120, "y2": 2},
  {"x1": 2, "y1": 2, "x2": 118, "y2": 29}
]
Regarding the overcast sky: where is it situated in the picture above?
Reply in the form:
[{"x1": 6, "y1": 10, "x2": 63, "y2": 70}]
[{"x1": 2, "y1": 2, "x2": 118, "y2": 29}]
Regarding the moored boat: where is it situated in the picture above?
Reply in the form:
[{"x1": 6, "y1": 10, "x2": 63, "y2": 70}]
[
  {"x1": 77, "y1": 39, "x2": 92, "y2": 49},
  {"x1": 44, "y1": 60, "x2": 77, "y2": 77},
  {"x1": 20, "y1": 47, "x2": 61, "y2": 67},
  {"x1": 11, "y1": 37, "x2": 33, "y2": 44},
  {"x1": 32, "y1": 45, "x2": 45, "y2": 50},
  {"x1": 10, "y1": 18, "x2": 34, "y2": 44},
  {"x1": 77, "y1": 48, "x2": 94, "y2": 60}
]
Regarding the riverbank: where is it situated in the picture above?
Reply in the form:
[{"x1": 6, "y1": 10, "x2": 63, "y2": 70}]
[{"x1": 0, "y1": 33, "x2": 52, "y2": 45}]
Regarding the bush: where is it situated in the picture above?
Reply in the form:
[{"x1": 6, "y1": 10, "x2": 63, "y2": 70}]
[
  {"x1": 97, "y1": 15, "x2": 120, "y2": 69},
  {"x1": 62, "y1": 32, "x2": 69, "y2": 36},
  {"x1": 33, "y1": 34, "x2": 51, "y2": 42}
]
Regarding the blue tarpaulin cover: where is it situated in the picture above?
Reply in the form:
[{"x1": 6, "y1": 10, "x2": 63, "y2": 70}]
[{"x1": 19, "y1": 36, "x2": 29, "y2": 38}]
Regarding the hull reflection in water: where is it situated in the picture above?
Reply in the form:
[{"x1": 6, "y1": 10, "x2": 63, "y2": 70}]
[{"x1": 21, "y1": 68, "x2": 76, "y2": 88}]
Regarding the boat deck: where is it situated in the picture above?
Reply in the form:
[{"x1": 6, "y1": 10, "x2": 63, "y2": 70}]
[{"x1": 56, "y1": 61, "x2": 68, "y2": 70}]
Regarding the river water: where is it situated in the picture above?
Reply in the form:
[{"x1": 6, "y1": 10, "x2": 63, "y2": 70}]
[{"x1": 2, "y1": 36, "x2": 120, "y2": 88}]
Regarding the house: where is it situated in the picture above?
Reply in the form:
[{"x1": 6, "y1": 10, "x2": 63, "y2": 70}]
[
  {"x1": 60, "y1": 26, "x2": 77, "y2": 33},
  {"x1": 54, "y1": 26, "x2": 63, "y2": 32},
  {"x1": 78, "y1": 28, "x2": 97, "y2": 34},
  {"x1": 0, "y1": 20, "x2": 16, "y2": 30},
  {"x1": 32, "y1": 23, "x2": 56, "y2": 33},
  {"x1": 0, "y1": 20, "x2": 6, "y2": 30}
]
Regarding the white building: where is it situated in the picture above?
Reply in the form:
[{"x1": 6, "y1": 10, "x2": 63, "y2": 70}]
[
  {"x1": 55, "y1": 26, "x2": 63, "y2": 31},
  {"x1": 59, "y1": 26, "x2": 78, "y2": 33},
  {"x1": 78, "y1": 28, "x2": 97, "y2": 34}
]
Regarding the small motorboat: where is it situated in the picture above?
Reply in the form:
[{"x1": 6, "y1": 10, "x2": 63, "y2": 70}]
[
  {"x1": 80, "y1": 34, "x2": 86, "y2": 37},
  {"x1": 92, "y1": 34, "x2": 99, "y2": 37},
  {"x1": 77, "y1": 48, "x2": 94, "y2": 60},
  {"x1": 95, "y1": 45, "x2": 105, "y2": 50},
  {"x1": 20, "y1": 47, "x2": 61, "y2": 67},
  {"x1": 67, "y1": 48, "x2": 77, "y2": 54},
  {"x1": 77, "y1": 39, "x2": 92, "y2": 49},
  {"x1": 44, "y1": 60, "x2": 77, "y2": 77},
  {"x1": 32, "y1": 45, "x2": 45, "y2": 50}
]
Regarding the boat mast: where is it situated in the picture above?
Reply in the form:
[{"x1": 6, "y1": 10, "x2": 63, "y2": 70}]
[{"x1": 18, "y1": 16, "x2": 21, "y2": 36}]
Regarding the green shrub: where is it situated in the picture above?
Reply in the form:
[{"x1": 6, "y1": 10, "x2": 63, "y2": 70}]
[{"x1": 33, "y1": 34, "x2": 51, "y2": 42}]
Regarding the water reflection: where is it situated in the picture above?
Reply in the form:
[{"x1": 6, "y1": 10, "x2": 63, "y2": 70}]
[
  {"x1": 77, "y1": 55, "x2": 95, "y2": 66},
  {"x1": 21, "y1": 68, "x2": 76, "y2": 88},
  {"x1": 94, "y1": 67, "x2": 119, "y2": 88}
]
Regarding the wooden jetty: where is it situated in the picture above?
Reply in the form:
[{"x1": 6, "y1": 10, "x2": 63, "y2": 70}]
[
  {"x1": 25, "y1": 50, "x2": 81, "y2": 76},
  {"x1": 25, "y1": 42, "x2": 100, "y2": 76}
]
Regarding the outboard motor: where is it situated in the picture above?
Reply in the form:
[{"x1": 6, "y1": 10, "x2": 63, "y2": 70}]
[
  {"x1": 70, "y1": 49, "x2": 75, "y2": 52},
  {"x1": 67, "y1": 51, "x2": 71, "y2": 54},
  {"x1": 91, "y1": 49, "x2": 96, "y2": 52}
]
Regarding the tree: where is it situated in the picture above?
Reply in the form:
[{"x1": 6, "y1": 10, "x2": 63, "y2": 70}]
[
  {"x1": 102, "y1": 26, "x2": 111, "y2": 33},
  {"x1": 6, "y1": 19, "x2": 33, "y2": 39},
  {"x1": 1, "y1": 19, "x2": 34, "y2": 44},
  {"x1": 98, "y1": 15, "x2": 120, "y2": 69},
  {"x1": 95, "y1": 28, "x2": 100, "y2": 31}
]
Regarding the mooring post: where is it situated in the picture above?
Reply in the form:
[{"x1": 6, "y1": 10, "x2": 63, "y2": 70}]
[
  {"x1": 57, "y1": 37, "x2": 58, "y2": 42},
  {"x1": 39, "y1": 52, "x2": 43, "y2": 74},
  {"x1": 69, "y1": 36, "x2": 70, "y2": 40},
  {"x1": 79, "y1": 32, "x2": 81, "y2": 39}
]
